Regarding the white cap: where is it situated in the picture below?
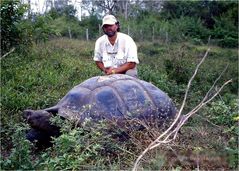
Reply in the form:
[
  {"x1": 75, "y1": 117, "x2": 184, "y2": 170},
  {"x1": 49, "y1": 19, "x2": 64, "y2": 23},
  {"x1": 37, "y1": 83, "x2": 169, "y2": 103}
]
[{"x1": 102, "y1": 15, "x2": 117, "y2": 27}]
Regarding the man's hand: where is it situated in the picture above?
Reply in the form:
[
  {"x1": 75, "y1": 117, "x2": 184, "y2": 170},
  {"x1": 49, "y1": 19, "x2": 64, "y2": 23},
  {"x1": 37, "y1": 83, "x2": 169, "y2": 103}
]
[
  {"x1": 105, "y1": 67, "x2": 115, "y2": 75},
  {"x1": 96, "y1": 61, "x2": 136, "y2": 75}
]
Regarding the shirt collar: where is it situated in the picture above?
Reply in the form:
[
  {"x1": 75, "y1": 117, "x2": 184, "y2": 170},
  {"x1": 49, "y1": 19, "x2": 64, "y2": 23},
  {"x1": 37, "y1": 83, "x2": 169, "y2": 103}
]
[{"x1": 105, "y1": 33, "x2": 118, "y2": 46}]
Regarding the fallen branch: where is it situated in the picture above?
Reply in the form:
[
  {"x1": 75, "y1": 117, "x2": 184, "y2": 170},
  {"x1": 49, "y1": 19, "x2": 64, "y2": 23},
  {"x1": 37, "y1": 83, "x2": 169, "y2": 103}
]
[
  {"x1": 1, "y1": 47, "x2": 15, "y2": 59},
  {"x1": 132, "y1": 48, "x2": 232, "y2": 171}
]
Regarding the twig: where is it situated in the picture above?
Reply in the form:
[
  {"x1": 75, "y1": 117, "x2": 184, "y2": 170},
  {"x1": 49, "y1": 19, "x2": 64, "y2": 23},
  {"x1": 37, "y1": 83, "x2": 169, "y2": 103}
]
[
  {"x1": 132, "y1": 48, "x2": 232, "y2": 171},
  {"x1": 1, "y1": 47, "x2": 15, "y2": 59}
]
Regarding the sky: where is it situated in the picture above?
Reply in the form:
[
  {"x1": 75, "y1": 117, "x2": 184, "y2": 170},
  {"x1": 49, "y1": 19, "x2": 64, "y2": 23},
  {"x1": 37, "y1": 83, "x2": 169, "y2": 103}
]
[{"x1": 21, "y1": 0, "x2": 83, "y2": 20}]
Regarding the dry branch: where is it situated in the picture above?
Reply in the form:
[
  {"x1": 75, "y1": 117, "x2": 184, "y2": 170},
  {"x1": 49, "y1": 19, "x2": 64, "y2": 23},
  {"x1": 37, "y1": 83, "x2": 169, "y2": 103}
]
[
  {"x1": 1, "y1": 47, "x2": 15, "y2": 59},
  {"x1": 132, "y1": 48, "x2": 232, "y2": 171}
]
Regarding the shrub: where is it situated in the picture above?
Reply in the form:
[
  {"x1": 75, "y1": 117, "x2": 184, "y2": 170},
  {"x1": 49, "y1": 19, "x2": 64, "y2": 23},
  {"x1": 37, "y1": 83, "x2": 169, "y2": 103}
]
[
  {"x1": 36, "y1": 116, "x2": 136, "y2": 170},
  {"x1": 212, "y1": 12, "x2": 238, "y2": 48},
  {"x1": 0, "y1": 0, "x2": 29, "y2": 54},
  {"x1": 164, "y1": 54, "x2": 195, "y2": 85},
  {"x1": 207, "y1": 98, "x2": 238, "y2": 168},
  {"x1": 217, "y1": 37, "x2": 238, "y2": 48},
  {"x1": 31, "y1": 15, "x2": 60, "y2": 43},
  {"x1": 0, "y1": 124, "x2": 34, "y2": 170},
  {"x1": 0, "y1": 0, "x2": 61, "y2": 55},
  {"x1": 207, "y1": 99, "x2": 238, "y2": 127}
]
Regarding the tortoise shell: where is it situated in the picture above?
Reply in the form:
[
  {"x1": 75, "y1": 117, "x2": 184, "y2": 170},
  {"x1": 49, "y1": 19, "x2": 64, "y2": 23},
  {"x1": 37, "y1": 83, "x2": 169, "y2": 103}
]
[{"x1": 47, "y1": 74, "x2": 177, "y2": 122}]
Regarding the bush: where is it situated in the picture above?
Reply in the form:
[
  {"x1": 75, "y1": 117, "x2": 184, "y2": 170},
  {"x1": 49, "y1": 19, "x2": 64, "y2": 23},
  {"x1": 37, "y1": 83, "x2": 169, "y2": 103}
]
[
  {"x1": 0, "y1": 0, "x2": 61, "y2": 55},
  {"x1": 0, "y1": 0, "x2": 29, "y2": 54},
  {"x1": 212, "y1": 12, "x2": 238, "y2": 48},
  {"x1": 31, "y1": 15, "x2": 60, "y2": 43},
  {"x1": 170, "y1": 16, "x2": 209, "y2": 41},
  {"x1": 38, "y1": 117, "x2": 120, "y2": 170},
  {"x1": 207, "y1": 98, "x2": 238, "y2": 168},
  {"x1": 0, "y1": 124, "x2": 34, "y2": 170},
  {"x1": 207, "y1": 99, "x2": 238, "y2": 127},
  {"x1": 217, "y1": 37, "x2": 238, "y2": 48}
]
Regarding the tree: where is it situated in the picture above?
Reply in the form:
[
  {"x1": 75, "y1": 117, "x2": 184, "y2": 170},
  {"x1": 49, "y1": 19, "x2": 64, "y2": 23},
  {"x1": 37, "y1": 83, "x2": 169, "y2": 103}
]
[
  {"x1": 81, "y1": 0, "x2": 116, "y2": 16},
  {"x1": 160, "y1": 0, "x2": 238, "y2": 29},
  {"x1": 81, "y1": 0, "x2": 136, "y2": 19}
]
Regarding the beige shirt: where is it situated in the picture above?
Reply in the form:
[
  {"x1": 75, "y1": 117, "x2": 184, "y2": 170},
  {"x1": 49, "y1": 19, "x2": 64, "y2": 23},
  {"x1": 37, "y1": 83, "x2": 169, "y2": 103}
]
[{"x1": 93, "y1": 32, "x2": 139, "y2": 68}]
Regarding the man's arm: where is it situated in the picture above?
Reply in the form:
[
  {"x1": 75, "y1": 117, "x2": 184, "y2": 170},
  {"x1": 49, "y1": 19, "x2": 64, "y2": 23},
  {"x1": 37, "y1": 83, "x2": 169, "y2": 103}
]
[{"x1": 95, "y1": 61, "x2": 108, "y2": 73}]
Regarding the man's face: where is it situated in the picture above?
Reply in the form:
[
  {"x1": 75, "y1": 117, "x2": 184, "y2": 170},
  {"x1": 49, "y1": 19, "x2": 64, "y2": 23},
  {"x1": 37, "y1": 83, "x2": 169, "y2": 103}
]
[{"x1": 103, "y1": 24, "x2": 118, "y2": 37}]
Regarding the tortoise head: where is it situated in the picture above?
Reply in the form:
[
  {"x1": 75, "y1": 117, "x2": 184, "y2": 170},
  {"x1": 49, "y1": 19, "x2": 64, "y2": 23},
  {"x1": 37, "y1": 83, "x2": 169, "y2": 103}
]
[{"x1": 23, "y1": 110, "x2": 52, "y2": 131}]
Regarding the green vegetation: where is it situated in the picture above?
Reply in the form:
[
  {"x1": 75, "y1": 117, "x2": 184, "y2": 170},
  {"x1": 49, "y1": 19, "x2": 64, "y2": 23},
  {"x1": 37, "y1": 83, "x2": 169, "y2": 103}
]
[
  {"x1": 1, "y1": 0, "x2": 238, "y2": 56},
  {"x1": 1, "y1": 38, "x2": 238, "y2": 170},
  {"x1": 1, "y1": 0, "x2": 238, "y2": 170}
]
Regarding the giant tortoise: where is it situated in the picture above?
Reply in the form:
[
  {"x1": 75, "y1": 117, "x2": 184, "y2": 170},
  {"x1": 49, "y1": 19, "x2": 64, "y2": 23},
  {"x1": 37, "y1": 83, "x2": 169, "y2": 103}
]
[{"x1": 24, "y1": 74, "x2": 177, "y2": 145}]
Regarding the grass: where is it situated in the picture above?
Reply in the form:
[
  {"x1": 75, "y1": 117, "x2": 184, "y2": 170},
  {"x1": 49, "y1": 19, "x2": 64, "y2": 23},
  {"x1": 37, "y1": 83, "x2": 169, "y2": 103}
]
[{"x1": 1, "y1": 38, "x2": 238, "y2": 170}]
